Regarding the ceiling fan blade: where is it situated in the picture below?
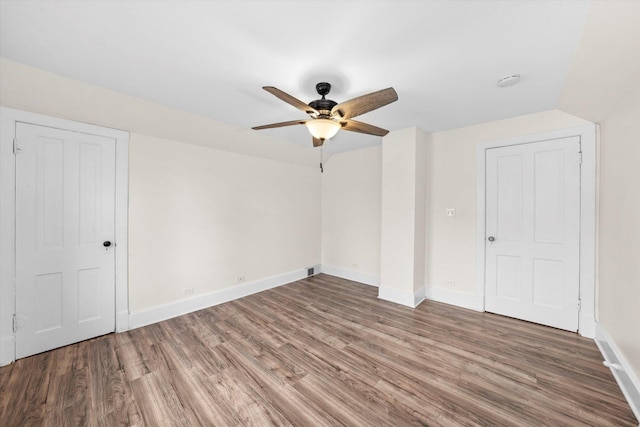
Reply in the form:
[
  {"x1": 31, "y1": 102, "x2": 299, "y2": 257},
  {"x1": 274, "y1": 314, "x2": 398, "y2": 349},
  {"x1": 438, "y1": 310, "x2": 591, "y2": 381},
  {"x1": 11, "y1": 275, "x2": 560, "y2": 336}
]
[
  {"x1": 252, "y1": 120, "x2": 307, "y2": 130},
  {"x1": 340, "y1": 119, "x2": 389, "y2": 136},
  {"x1": 312, "y1": 137, "x2": 324, "y2": 147},
  {"x1": 263, "y1": 86, "x2": 319, "y2": 117},
  {"x1": 331, "y1": 87, "x2": 398, "y2": 120}
]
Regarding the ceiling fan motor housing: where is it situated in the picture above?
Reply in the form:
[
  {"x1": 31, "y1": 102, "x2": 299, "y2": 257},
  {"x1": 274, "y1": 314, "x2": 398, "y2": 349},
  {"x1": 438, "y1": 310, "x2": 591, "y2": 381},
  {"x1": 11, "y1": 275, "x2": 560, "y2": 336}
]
[
  {"x1": 309, "y1": 82, "x2": 337, "y2": 116},
  {"x1": 308, "y1": 98, "x2": 337, "y2": 115}
]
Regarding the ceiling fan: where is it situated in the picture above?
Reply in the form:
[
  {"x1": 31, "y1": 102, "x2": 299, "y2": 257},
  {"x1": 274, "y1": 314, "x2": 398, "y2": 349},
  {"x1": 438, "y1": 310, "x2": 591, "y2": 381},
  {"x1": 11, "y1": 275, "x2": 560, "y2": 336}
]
[{"x1": 252, "y1": 82, "x2": 398, "y2": 147}]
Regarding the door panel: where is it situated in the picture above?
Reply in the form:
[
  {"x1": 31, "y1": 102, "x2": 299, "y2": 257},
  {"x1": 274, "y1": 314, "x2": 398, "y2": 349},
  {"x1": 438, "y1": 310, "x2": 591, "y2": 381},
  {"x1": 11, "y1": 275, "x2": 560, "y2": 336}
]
[
  {"x1": 496, "y1": 154, "x2": 523, "y2": 241},
  {"x1": 534, "y1": 150, "x2": 565, "y2": 243},
  {"x1": 37, "y1": 136, "x2": 65, "y2": 249},
  {"x1": 485, "y1": 137, "x2": 580, "y2": 332},
  {"x1": 532, "y1": 258, "x2": 564, "y2": 308},
  {"x1": 496, "y1": 255, "x2": 521, "y2": 300},
  {"x1": 15, "y1": 122, "x2": 116, "y2": 358}
]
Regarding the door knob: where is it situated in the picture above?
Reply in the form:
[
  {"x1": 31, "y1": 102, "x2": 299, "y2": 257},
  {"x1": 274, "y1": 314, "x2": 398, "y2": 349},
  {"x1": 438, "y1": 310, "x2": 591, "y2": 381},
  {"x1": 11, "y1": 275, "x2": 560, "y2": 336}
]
[
  {"x1": 487, "y1": 236, "x2": 495, "y2": 242},
  {"x1": 103, "y1": 241, "x2": 112, "y2": 247}
]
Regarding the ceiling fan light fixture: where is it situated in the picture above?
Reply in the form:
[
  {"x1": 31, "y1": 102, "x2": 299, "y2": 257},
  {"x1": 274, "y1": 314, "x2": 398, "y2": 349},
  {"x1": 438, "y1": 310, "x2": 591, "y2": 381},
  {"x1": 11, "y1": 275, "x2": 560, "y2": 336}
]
[{"x1": 305, "y1": 118, "x2": 341, "y2": 141}]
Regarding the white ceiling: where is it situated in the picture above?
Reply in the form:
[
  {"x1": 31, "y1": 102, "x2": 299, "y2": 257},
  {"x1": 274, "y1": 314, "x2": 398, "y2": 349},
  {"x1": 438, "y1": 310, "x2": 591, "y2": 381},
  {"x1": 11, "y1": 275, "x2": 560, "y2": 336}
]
[{"x1": 0, "y1": 0, "x2": 592, "y2": 153}]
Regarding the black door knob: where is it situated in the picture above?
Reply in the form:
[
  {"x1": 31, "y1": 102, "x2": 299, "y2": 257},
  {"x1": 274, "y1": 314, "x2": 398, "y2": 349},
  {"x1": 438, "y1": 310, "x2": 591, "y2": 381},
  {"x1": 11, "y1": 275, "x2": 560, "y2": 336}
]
[
  {"x1": 488, "y1": 236, "x2": 495, "y2": 242},
  {"x1": 103, "y1": 241, "x2": 112, "y2": 247}
]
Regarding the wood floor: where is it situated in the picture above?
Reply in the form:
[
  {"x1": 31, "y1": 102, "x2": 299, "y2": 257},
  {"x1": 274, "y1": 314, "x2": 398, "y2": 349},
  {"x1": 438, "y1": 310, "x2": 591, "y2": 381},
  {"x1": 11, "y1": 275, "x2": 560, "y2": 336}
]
[{"x1": 0, "y1": 274, "x2": 636, "y2": 426}]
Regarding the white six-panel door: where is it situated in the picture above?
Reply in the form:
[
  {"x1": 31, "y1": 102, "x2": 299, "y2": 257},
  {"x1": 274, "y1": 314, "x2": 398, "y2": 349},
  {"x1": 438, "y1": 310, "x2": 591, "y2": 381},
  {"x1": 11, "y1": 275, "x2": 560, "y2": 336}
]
[
  {"x1": 15, "y1": 122, "x2": 116, "y2": 358},
  {"x1": 485, "y1": 136, "x2": 581, "y2": 332}
]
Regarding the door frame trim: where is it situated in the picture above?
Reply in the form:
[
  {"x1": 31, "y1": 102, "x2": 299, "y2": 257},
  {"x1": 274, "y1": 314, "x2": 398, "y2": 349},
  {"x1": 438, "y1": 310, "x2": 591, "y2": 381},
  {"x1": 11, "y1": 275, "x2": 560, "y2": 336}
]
[
  {"x1": 476, "y1": 124, "x2": 596, "y2": 337},
  {"x1": 0, "y1": 107, "x2": 129, "y2": 365}
]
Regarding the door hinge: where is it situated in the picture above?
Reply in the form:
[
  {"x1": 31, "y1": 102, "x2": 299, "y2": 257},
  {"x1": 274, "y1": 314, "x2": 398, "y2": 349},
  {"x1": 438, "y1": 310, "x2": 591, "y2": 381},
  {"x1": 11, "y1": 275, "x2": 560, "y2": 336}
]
[
  {"x1": 577, "y1": 152, "x2": 583, "y2": 165},
  {"x1": 12, "y1": 314, "x2": 27, "y2": 332},
  {"x1": 577, "y1": 299, "x2": 581, "y2": 311},
  {"x1": 13, "y1": 138, "x2": 23, "y2": 154}
]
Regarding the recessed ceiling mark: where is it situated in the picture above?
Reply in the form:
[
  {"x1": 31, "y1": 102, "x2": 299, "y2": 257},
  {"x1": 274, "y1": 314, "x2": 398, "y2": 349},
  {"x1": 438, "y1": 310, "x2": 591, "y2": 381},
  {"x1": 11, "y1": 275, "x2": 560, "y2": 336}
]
[{"x1": 497, "y1": 74, "x2": 521, "y2": 88}]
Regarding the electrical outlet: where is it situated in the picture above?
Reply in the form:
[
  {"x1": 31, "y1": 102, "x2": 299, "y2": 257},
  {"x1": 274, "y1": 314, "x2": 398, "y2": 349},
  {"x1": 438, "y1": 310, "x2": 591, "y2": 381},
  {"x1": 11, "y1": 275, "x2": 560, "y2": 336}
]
[
  {"x1": 445, "y1": 280, "x2": 455, "y2": 288},
  {"x1": 182, "y1": 287, "x2": 194, "y2": 296},
  {"x1": 445, "y1": 208, "x2": 456, "y2": 218},
  {"x1": 237, "y1": 276, "x2": 246, "y2": 283}
]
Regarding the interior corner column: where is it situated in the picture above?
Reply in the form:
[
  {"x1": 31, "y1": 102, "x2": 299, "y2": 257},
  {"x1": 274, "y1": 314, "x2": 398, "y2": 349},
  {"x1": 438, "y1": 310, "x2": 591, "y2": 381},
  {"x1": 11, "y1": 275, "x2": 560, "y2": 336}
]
[{"x1": 379, "y1": 127, "x2": 427, "y2": 308}]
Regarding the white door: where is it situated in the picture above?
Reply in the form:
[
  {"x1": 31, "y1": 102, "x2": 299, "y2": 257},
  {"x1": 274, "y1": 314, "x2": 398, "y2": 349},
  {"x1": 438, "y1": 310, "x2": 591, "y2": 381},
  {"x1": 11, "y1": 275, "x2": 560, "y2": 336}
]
[
  {"x1": 485, "y1": 136, "x2": 581, "y2": 331},
  {"x1": 15, "y1": 122, "x2": 116, "y2": 358}
]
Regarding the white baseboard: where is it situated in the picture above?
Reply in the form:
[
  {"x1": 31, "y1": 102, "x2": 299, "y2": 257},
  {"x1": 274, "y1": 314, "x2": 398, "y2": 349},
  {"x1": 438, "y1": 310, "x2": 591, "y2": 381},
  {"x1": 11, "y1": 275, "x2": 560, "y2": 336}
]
[
  {"x1": 320, "y1": 265, "x2": 380, "y2": 287},
  {"x1": 319, "y1": 266, "x2": 424, "y2": 308},
  {"x1": 594, "y1": 323, "x2": 640, "y2": 422},
  {"x1": 414, "y1": 286, "x2": 426, "y2": 307},
  {"x1": 0, "y1": 335, "x2": 14, "y2": 366},
  {"x1": 116, "y1": 310, "x2": 129, "y2": 333},
  {"x1": 128, "y1": 268, "x2": 308, "y2": 330},
  {"x1": 579, "y1": 312, "x2": 596, "y2": 339},
  {"x1": 378, "y1": 286, "x2": 424, "y2": 308},
  {"x1": 425, "y1": 286, "x2": 484, "y2": 312}
]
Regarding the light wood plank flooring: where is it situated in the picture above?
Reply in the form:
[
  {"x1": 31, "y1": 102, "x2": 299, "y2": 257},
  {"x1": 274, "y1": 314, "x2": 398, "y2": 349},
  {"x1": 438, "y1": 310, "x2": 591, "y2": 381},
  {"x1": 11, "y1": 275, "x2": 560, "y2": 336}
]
[{"x1": 0, "y1": 274, "x2": 636, "y2": 426}]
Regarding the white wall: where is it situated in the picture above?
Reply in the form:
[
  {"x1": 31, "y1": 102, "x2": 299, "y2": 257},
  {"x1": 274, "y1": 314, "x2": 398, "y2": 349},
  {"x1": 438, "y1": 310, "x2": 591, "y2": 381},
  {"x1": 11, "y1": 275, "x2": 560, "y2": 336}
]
[
  {"x1": 129, "y1": 134, "x2": 320, "y2": 312},
  {"x1": 554, "y1": 0, "x2": 640, "y2": 391},
  {"x1": 321, "y1": 110, "x2": 590, "y2": 300},
  {"x1": 597, "y1": 86, "x2": 640, "y2": 382},
  {"x1": 380, "y1": 128, "x2": 424, "y2": 298},
  {"x1": 378, "y1": 127, "x2": 428, "y2": 307},
  {"x1": 321, "y1": 145, "x2": 381, "y2": 281},
  {"x1": 557, "y1": 1, "x2": 640, "y2": 123},
  {"x1": 0, "y1": 57, "x2": 321, "y2": 325},
  {"x1": 425, "y1": 110, "x2": 591, "y2": 296},
  {"x1": 0, "y1": 58, "x2": 318, "y2": 167}
]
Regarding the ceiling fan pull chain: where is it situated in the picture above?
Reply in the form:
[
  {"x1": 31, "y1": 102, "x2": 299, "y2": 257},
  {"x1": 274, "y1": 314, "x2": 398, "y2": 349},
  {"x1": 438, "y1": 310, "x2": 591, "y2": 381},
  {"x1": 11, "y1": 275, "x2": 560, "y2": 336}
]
[{"x1": 320, "y1": 145, "x2": 324, "y2": 173}]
